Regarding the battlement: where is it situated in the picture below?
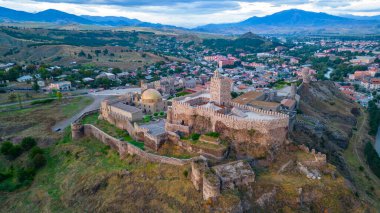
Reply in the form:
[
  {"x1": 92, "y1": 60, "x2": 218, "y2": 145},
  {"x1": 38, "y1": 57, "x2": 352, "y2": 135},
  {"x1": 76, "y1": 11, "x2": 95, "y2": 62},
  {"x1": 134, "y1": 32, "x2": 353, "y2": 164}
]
[{"x1": 171, "y1": 100, "x2": 289, "y2": 133}]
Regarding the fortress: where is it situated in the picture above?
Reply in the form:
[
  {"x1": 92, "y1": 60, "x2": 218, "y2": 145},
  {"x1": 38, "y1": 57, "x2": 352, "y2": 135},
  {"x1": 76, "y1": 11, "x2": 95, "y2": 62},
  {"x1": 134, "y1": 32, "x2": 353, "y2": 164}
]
[
  {"x1": 98, "y1": 69, "x2": 290, "y2": 158},
  {"x1": 166, "y1": 70, "x2": 290, "y2": 158}
]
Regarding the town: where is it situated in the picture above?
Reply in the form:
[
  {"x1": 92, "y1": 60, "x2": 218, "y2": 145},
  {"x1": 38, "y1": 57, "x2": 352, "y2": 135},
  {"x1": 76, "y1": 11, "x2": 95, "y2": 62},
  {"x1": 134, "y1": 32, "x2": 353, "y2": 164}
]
[{"x1": 0, "y1": 13, "x2": 380, "y2": 212}]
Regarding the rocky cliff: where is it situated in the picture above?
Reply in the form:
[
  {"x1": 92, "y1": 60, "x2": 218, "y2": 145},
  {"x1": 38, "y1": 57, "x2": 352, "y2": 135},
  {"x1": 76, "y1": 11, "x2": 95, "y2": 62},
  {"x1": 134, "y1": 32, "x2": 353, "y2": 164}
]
[{"x1": 290, "y1": 81, "x2": 359, "y2": 179}]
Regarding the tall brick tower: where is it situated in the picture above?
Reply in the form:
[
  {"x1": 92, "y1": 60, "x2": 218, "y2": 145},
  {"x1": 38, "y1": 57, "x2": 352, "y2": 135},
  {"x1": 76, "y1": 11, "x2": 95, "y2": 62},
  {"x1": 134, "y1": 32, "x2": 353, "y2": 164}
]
[{"x1": 210, "y1": 69, "x2": 232, "y2": 105}]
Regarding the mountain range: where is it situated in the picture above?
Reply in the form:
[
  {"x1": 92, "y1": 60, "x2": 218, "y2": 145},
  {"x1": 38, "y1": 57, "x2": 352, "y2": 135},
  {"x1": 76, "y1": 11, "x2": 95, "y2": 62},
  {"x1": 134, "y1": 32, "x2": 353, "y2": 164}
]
[
  {"x1": 0, "y1": 7, "x2": 180, "y2": 30},
  {"x1": 195, "y1": 9, "x2": 380, "y2": 34},
  {"x1": 0, "y1": 6, "x2": 379, "y2": 34}
]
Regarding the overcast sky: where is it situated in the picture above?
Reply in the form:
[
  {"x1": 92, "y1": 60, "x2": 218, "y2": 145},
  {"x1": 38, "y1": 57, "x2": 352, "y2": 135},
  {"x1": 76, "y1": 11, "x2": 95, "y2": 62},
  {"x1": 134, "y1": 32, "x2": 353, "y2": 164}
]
[{"x1": 0, "y1": 0, "x2": 379, "y2": 27}]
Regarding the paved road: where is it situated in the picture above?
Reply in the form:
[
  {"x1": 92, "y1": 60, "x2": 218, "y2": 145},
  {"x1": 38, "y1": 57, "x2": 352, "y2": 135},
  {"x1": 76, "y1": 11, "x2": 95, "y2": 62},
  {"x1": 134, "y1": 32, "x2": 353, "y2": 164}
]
[{"x1": 51, "y1": 88, "x2": 141, "y2": 132}]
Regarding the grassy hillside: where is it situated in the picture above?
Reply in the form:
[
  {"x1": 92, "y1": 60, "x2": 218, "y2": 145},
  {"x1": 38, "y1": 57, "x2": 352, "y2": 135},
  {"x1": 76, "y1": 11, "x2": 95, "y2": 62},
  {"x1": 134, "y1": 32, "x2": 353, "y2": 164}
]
[
  {"x1": 0, "y1": 136, "x2": 205, "y2": 212},
  {"x1": 0, "y1": 134, "x2": 367, "y2": 212},
  {"x1": 0, "y1": 96, "x2": 93, "y2": 145}
]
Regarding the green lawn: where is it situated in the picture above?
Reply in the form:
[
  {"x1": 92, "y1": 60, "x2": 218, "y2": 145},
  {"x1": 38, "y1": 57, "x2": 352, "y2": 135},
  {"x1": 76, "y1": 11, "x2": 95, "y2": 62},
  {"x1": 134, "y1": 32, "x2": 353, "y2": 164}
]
[
  {"x1": 81, "y1": 113, "x2": 145, "y2": 150},
  {"x1": 175, "y1": 91, "x2": 191, "y2": 97}
]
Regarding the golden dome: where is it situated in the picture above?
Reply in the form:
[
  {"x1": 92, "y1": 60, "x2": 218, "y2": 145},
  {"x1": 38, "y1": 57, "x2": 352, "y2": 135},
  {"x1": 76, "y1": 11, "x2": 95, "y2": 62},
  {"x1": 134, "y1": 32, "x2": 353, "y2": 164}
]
[{"x1": 141, "y1": 89, "x2": 162, "y2": 103}]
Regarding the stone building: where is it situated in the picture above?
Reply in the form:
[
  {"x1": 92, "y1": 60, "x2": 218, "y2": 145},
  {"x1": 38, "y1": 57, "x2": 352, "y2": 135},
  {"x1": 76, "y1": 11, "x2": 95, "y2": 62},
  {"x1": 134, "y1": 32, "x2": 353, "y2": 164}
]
[
  {"x1": 141, "y1": 77, "x2": 179, "y2": 95},
  {"x1": 166, "y1": 70, "x2": 290, "y2": 158},
  {"x1": 121, "y1": 89, "x2": 167, "y2": 114},
  {"x1": 101, "y1": 100, "x2": 143, "y2": 122},
  {"x1": 210, "y1": 70, "x2": 233, "y2": 105},
  {"x1": 140, "y1": 89, "x2": 167, "y2": 114}
]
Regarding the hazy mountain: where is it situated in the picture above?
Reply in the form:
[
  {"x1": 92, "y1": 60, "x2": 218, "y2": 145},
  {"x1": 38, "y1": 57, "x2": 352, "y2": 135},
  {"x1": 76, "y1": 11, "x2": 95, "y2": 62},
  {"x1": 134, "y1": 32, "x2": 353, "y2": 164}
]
[
  {"x1": 194, "y1": 9, "x2": 380, "y2": 34},
  {"x1": 0, "y1": 6, "x2": 34, "y2": 21},
  {"x1": 340, "y1": 14, "x2": 380, "y2": 21},
  {"x1": 0, "y1": 6, "x2": 181, "y2": 30},
  {"x1": 0, "y1": 7, "x2": 379, "y2": 34}
]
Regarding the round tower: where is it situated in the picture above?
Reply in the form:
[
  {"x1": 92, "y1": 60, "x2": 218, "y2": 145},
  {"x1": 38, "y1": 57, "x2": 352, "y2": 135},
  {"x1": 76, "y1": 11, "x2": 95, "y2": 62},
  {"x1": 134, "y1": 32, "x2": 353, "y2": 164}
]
[{"x1": 71, "y1": 123, "x2": 84, "y2": 140}]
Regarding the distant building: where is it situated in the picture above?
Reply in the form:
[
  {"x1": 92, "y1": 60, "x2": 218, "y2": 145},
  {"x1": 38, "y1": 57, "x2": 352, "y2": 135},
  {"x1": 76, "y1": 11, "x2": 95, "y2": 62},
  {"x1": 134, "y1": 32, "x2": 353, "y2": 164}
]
[
  {"x1": 49, "y1": 81, "x2": 72, "y2": 91},
  {"x1": 17, "y1": 75, "x2": 33, "y2": 83},
  {"x1": 350, "y1": 56, "x2": 376, "y2": 64},
  {"x1": 96, "y1": 72, "x2": 116, "y2": 80}
]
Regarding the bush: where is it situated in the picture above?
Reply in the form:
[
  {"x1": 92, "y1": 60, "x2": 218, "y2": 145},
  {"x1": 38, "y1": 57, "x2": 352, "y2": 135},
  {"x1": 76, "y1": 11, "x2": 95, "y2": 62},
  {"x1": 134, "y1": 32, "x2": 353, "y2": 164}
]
[
  {"x1": 153, "y1": 112, "x2": 159, "y2": 117},
  {"x1": 0, "y1": 141, "x2": 13, "y2": 155},
  {"x1": 17, "y1": 167, "x2": 35, "y2": 183},
  {"x1": 29, "y1": 146, "x2": 44, "y2": 159},
  {"x1": 30, "y1": 98, "x2": 54, "y2": 105},
  {"x1": 190, "y1": 133, "x2": 201, "y2": 141},
  {"x1": 8, "y1": 145, "x2": 23, "y2": 160},
  {"x1": 159, "y1": 111, "x2": 165, "y2": 116},
  {"x1": 0, "y1": 172, "x2": 12, "y2": 182},
  {"x1": 21, "y1": 137, "x2": 37, "y2": 151},
  {"x1": 205, "y1": 132, "x2": 220, "y2": 138},
  {"x1": 32, "y1": 153, "x2": 47, "y2": 169},
  {"x1": 183, "y1": 170, "x2": 189, "y2": 178}
]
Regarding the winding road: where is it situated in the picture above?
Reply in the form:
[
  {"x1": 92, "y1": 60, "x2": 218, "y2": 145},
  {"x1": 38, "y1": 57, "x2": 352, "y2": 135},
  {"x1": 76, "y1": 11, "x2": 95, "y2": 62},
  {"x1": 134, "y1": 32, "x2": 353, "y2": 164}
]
[{"x1": 51, "y1": 88, "x2": 141, "y2": 132}]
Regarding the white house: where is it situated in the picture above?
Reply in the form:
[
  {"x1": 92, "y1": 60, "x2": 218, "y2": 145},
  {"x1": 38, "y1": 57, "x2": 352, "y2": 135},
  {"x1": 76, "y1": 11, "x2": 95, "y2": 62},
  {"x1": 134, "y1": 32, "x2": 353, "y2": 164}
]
[{"x1": 17, "y1": 75, "x2": 33, "y2": 82}]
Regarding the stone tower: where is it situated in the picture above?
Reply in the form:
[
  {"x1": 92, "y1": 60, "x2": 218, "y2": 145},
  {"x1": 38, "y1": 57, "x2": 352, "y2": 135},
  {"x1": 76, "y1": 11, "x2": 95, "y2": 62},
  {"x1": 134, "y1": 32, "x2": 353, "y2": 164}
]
[
  {"x1": 210, "y1": 69, "x2": 232, "y2": 105},
  {"x1": 290, "y1": 82, "x2": 297, "y2": 100},
  {"x1": 301, "y1": 68, "x2": 311, "y2": 84}
]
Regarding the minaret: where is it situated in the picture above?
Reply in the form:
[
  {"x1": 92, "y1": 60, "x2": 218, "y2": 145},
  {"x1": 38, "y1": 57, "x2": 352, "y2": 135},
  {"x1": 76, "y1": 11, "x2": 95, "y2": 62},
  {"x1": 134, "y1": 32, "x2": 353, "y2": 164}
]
[{"x1": 210, "y1": 69, "x2": 232, "y2": 105}]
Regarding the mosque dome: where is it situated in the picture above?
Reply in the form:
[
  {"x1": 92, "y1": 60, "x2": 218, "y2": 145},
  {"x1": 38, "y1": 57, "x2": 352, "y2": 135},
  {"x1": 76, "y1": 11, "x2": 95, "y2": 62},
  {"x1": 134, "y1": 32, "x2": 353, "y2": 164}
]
[{"x1": 141, "y1": 89, "x2": 162, "y2": 103}]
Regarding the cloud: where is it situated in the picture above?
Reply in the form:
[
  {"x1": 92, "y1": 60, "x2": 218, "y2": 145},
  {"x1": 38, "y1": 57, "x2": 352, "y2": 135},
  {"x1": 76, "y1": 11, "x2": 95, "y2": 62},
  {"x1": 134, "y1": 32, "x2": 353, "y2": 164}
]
[{"x1": 0, "y1": 0, "x2": 379, "y2": 27}]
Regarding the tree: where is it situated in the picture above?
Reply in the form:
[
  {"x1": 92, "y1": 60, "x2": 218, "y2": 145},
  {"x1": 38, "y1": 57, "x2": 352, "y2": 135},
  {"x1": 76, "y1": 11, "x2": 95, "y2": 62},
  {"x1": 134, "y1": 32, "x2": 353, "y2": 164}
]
[
  {"x1": 37, "y1": 67, "x2": 50, "y2": 80},
  {"x1": 29, "y1": 146, "x2": 44, "y2": 159},
  {"x1": 112, "y1": 68, "x2": 122, "y2": 74},
  {"x1": 32, "y1": 80, "x2": 40, "y2": 92},
  {"x1": 8, "y1": 93, "x2": 17, "y2": 102},
  {"x1": 8, "y1": 145, "x2": 22, "y2": 160},
  {"x1": 78, "y1": 50, "x2": 86, "y2": 57},
  {"x1": 103, "y1": 49, "x2": 109, "y2": 55},
  {"x1": 1, "y1": 142, "x2": 22, "y2": 160},
  {"x1": 25, "y1": 64, "x2": 37, "y2": 73},
  {"x1": 95, "y1": 50, "x2": 101, "y2": 57},
  {"x1": 0, "y1": 141, "x2": 13, "y2": 155},
  {"x1": 32, "y1": 153, "x2": 46, "y2": 169},
  {"x1": 21, "y1": 137, "x2": 37, "y2": 151},
  {"x1": 56, "y1": 91, "x2": 63, "y2": 102},
  {"x1": 17, "y1": 94, "x2": 22, "y2": 109}
]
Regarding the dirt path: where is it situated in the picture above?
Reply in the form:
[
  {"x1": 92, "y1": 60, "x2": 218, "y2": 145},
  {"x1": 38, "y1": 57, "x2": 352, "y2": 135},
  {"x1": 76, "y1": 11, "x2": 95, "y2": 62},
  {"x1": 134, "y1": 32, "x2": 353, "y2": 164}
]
[
  {"x1": 348, "y1": 109, "x2": 380, "y2": 207},
  {"x1": 353, "y1": 110, "x2": 380, "y2": 186}
]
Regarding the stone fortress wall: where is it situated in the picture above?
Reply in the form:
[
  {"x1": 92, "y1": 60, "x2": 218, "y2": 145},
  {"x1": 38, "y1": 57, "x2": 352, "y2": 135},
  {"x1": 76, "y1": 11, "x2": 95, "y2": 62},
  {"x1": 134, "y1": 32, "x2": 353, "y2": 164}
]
[
  {"x1": 166, "y1": 93, "x2": 290, "y2": 158},
  {"x1": 169, "y1": 101, "x2": 289, "y2": 133},
  {"x1": 100, "y1": 100, "x2": 165, "y2": 150},
  {"x1": 72, "y1": 111, "x2": 192, "y2": 166}
]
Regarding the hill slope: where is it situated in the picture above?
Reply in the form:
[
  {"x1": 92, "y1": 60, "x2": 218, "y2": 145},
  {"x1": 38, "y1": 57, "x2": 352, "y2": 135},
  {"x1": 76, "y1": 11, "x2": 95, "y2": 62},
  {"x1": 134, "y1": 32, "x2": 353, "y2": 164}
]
[{"x1": 290, "y1": 81, "x2": 380, "y2": 207}]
